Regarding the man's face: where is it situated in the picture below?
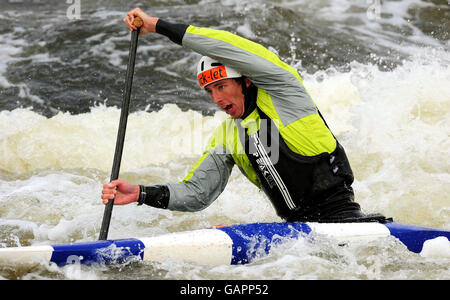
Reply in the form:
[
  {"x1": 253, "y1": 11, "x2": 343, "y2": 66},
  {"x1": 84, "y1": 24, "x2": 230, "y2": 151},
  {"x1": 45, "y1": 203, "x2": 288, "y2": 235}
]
[{"x1": 204, "y1": 79, "x2": 248, "y2": 119}]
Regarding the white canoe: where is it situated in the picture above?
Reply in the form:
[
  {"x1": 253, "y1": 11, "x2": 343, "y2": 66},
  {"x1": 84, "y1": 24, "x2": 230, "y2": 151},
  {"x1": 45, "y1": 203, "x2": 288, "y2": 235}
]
[{"x1": 0, "y1": 221, "x2": 448, "y2": 267}]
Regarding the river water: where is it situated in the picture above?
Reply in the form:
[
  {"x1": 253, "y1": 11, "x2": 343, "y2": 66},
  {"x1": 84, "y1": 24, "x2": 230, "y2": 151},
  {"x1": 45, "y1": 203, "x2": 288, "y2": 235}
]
[{"x1": 0, "y1": 0, "x2": 449, "y2": 280}]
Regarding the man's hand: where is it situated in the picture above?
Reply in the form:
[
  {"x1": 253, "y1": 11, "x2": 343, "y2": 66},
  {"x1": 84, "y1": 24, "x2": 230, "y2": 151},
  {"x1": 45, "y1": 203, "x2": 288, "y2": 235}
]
[
  {"x1": 101, "y1": 179, "x2": 139, "y2": 205},
  {"x1": 123, "y1": 8, "x2": 159, "y2": 36}
]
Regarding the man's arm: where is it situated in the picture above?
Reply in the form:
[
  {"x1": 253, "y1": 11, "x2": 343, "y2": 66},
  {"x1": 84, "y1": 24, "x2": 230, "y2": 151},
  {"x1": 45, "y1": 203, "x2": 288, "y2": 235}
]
[
  {"x1": 166, "y1": 147, "x2": 235, "y2": 212},
  {"x1": 116, "y1": 9, "x2": 238, "y2": 212},
  {"x1": 181, "y1": 26, "x2": 318, "y2": 126},
  {"x1": 125, "y1": 8, "x2": 317, "y2": 125},
  {"x1": 141, "y1": 121, "x2": 235, "y2": 212},
  {"x1": 147, "y1": 18, "x2": 317, "y2": 128}
]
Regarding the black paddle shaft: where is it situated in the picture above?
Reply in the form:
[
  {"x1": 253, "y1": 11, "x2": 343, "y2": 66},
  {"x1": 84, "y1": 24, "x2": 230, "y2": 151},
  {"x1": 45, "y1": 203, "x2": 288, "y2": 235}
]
[{"x1": 99, "y1": 20, "x2": 142, "y2": 240}]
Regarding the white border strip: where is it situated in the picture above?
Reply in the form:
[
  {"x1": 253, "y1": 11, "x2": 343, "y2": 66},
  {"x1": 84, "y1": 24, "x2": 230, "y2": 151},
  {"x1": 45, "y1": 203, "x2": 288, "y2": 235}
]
[
  {"x1": 139, "y1": 229, "x2": 233, "y2": 265},
  {"x1": 307, "y1": 222, "x2": 391, "y2": 241},
  {"x1": 0, "y1": 245, "x2": 54, "y2": 266}
]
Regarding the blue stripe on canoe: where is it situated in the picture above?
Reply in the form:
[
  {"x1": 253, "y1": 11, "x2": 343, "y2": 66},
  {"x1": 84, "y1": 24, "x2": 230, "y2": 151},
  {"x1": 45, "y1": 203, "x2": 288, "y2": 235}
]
[
  {"x1": 217, "y1": 222, "x2": 311, "y2": 265},
  {"x1": 50, "y1": 238, "x2": 145, "y2": 266},
  {"x1": 384, "y1": 222, "x2": 450, "y2": 253}
]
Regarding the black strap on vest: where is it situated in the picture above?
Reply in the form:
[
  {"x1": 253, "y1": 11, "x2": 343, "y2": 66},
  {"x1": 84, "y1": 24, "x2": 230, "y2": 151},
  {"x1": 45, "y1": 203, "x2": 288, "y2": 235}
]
[{"x1": 239, "y1": 107, "x2": 391, "y2": 222}]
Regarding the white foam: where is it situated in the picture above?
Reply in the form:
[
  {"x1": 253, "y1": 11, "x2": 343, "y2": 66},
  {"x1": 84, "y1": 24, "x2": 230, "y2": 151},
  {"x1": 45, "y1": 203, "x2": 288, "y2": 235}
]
[
  {"x1": 420, "y1": 236, "x2": 450, "y2": 259},
  {"x1": 0, "y1": 104, "x2": 226, "y2": 173}
]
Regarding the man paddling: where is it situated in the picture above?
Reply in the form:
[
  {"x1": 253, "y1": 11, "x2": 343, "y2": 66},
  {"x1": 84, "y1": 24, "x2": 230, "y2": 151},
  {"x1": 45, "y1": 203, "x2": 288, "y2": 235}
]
[{"x1": 101, "y1": 8, "x2": 387, "y2": 223}]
